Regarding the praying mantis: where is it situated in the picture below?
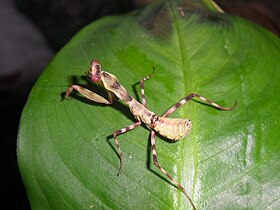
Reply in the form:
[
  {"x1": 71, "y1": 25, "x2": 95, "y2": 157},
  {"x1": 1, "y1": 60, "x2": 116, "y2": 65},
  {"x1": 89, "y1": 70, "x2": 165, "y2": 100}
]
[{"x1": 64, "y1": 60, "x2": 237, "y2": 210}]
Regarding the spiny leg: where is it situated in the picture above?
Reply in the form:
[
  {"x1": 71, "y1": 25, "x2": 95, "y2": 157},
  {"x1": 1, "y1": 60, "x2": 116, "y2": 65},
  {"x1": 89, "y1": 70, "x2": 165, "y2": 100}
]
[
  {"x1": 65, "y1": 85, "x2": 113, "y2": 104},
  {"x1": 162, "y1": 92, "x2": 237, "y2": 118},
  {"x1": 113, "y1": 121, "x2": 142, "y2": 175},
  {"x1": 150, "y1": 131, "x2": 196, "y2": 210},
  {"x1": 139, "y1": 68, "x2": 155, "y2": 107}
]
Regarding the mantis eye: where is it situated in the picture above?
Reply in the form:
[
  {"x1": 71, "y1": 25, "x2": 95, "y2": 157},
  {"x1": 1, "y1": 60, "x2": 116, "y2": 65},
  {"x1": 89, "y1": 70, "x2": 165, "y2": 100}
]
[
  {"x1": 89, "y1": 60, "x2": 102, "y2": 82},
  {"x1": 91, "y1": 74, "x2": 101, "y2": 82}
]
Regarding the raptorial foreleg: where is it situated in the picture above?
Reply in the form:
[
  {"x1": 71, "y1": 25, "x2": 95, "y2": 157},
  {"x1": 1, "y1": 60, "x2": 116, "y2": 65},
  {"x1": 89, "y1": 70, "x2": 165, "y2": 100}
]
[{"x1": 65, "y1": 85, "x2": 113, "y2": 104}]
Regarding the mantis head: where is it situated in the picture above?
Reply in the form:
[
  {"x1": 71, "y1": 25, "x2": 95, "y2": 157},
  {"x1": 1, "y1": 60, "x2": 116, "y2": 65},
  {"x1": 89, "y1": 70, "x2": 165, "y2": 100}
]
[{"x1": 88, "y1": 60, "x2": 102, "y2": 83}]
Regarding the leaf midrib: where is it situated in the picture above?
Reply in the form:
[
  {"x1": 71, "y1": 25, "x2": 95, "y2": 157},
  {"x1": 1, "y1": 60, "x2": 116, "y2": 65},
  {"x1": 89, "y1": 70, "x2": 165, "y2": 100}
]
[{"x1": 169, "y1": 0, "x2": 197, "y2": 205}]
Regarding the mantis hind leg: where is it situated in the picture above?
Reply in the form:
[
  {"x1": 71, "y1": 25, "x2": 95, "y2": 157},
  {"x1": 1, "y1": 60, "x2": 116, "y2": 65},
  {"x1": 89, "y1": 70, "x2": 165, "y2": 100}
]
[
  {"x1": 162, "y1": 93, "x2": 237, "y2": 118},
  {"x1": 150, "y1": 130, "x2": 197, "y2": 210}
]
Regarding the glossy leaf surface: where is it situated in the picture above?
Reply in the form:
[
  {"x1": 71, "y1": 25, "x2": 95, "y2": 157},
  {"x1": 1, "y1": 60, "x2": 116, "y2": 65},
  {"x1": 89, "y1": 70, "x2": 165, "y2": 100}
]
[{"x1": 18, "y1": 0, "x2": 280, "y2": 209}]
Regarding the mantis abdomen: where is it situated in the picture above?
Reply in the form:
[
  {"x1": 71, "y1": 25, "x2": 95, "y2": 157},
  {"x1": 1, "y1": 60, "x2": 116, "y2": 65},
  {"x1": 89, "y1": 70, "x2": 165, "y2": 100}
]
[{"x1": 153, "y1": 117, "x2": 192, "y2": 141}]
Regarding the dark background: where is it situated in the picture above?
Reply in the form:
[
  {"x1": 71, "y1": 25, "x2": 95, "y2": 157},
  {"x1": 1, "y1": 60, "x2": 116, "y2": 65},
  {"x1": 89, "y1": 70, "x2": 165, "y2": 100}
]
[{"x1": 1, "y1": 0, "x2": 279, "y2": 209}]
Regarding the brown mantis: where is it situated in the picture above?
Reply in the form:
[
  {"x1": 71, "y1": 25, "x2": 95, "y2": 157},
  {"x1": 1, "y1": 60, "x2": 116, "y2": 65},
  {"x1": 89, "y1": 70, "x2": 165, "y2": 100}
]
[{"x1": 65, "y1": 60, "x2": 237, "y2": 210}]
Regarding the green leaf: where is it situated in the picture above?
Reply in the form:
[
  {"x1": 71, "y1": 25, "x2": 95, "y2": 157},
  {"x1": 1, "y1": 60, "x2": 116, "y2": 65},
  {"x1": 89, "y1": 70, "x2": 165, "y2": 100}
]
[{"x1": 18, "y1": 0, "x2": 280, "y2": 209}]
